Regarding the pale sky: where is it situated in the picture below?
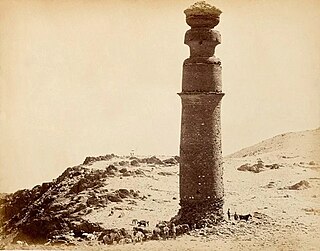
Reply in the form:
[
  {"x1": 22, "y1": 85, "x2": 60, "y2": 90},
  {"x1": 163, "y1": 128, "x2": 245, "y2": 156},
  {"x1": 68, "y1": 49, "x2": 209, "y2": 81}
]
[{"x1": 0, "y1": 0, "x2": 319, "y2": 192}]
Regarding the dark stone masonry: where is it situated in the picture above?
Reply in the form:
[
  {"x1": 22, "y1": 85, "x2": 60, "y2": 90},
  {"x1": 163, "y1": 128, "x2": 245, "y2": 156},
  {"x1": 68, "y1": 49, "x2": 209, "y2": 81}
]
[{"x1": 175, "y1": 1, "x2": 224, "y2": 226}]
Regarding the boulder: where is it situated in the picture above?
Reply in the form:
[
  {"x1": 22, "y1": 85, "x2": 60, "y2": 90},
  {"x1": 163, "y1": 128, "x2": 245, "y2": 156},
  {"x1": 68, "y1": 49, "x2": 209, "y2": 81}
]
[
  {"x1": 119, "y1": 168, "x2": 127, "y2": 174},
  {"x1": 265, "y1": 164, "x2": 280, "y2": 169},
  {"x1": 158, "y1": 171, "x2": 174, "y2": 176},
  {"x1": 69, "y1": 178, "x2": 102, "y2": 194},
  {"x1": 174, "y1": 155, "x2": 180, "y2": 163},
  {"x1": 86, "y1": 196, "x2": 100, "y2": 207},
  {"x1": 118, "y1": 189, "x2": 130, "y2": 198},
  {"x1": 163, "y1": 157, "x2": 178, "y2": 165},
  {"x1": 134, "y1": 169, "x2": 145, "y2": 175},
  {"x1": 71, "y1": 220, "x2": 104, "y2": 234},
  {"x1": 122, "y1": 171, "x2": 132, "y2": 177},
  {"x1": 107, "y1": 194, "x2": 123, "y2": 202},
  {"x1": 147, "y1": 156, "x2": 163, "y2": 165},
  {"x1": 130, "y1": 159, "x2": 140, "y2": 167},
  {"x1": 72, "y1": 203, "x2": 87, "y2": 213},
  {"x1": 119, "y1": 161, "x2": 129, "y2": 166},
  {"x1": 287, "y1": 180, "x2": 310, "y2": 190},
  {"x1": 140, "y1": 156, "x2": 164, "y2": 165},
  {"x1": 237, "y1": 163, "x2": 264, "y2": 173}
]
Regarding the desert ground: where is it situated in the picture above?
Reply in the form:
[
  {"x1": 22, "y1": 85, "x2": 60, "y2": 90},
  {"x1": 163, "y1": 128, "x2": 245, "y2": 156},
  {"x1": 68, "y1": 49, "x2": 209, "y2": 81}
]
[{"x1": 0, "y1": 128, "x2": 319, "y2": 250}]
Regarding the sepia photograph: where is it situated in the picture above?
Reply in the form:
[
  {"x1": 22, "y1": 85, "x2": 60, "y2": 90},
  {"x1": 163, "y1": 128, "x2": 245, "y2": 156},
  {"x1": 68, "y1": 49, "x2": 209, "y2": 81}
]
[{"x1": 0, "y1": 0, "x2": 319, "y2": 250}]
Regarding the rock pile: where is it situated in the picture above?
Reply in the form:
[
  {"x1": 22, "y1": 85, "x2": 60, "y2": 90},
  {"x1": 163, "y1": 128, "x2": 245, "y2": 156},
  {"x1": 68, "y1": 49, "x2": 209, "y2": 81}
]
[
  {"x1": 237, "y1": 160, "x2": 281, "y2": 173},
  {"x1": 0, "y1": 153, "x2": 179, "y2": 245},
  {"x1": 126, "y1": 156, "x2": 179, "y2": 167},
  {"x1": 83, "y1": 154, "x2": 116, "y2": 165},
  {"x1": 113, "y1": 156, "x2": 179, "y2": 168},
  {"x1": 0, "y1": 163, "x2": 143, "y2": 243}
]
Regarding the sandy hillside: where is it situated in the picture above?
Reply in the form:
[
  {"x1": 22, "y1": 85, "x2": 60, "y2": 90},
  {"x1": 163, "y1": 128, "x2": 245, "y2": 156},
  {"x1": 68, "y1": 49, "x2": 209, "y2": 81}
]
[
  {"x1": 0, "y1": 128, "x2": 319, "y2": 250},
  {"x1": 227, "y1": 127, "x2": 320, "y2": 163}
]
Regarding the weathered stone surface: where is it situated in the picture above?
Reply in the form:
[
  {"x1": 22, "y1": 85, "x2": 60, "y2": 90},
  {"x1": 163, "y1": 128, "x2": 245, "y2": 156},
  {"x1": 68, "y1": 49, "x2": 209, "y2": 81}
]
[
  {"x1": 176, "y1": 1, "x2": 224, "y2": 224},
  {"x1": 184, "y1": 1, "x2": 222, "y2": 29}
]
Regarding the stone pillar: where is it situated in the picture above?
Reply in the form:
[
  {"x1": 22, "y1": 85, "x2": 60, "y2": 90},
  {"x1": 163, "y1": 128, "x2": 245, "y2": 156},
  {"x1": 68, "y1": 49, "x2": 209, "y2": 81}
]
[{"x1": 177, "y1": 1, "x2": 224, "y2": 226}]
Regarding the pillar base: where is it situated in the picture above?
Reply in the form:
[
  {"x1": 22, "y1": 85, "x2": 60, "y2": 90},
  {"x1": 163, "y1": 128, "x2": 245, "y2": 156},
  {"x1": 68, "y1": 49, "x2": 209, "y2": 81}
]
[{"x1": 171, "y1": 198, "x2": 224, "y2": 228}]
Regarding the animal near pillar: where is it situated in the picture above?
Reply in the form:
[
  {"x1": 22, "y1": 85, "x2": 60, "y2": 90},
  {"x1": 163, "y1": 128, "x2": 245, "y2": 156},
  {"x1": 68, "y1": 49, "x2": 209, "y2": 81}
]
[{"x1": 177, "y1": 1, "x2": 224, "y2": 225}]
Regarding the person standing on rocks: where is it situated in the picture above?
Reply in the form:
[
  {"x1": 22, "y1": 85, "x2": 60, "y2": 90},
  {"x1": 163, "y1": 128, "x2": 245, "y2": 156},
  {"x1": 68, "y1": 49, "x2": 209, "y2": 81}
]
[
  {"x1": 227, "y1": 208, "x2": 231, "y2": 220},
  {"x1": 234, "y1": 212, "x2": 238, "y2": 221}
]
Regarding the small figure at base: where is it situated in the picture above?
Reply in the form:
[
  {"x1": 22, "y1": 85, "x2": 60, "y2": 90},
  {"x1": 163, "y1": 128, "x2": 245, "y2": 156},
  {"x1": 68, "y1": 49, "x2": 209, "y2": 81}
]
[{"x1": 227, "y1": 208, "x2": 231, "y2": 220}]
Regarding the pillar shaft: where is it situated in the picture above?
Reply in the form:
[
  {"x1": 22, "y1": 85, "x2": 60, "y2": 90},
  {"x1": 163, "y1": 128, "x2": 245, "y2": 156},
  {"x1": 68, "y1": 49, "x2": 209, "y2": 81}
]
[{"x1": 179, "y1": 92, "x2": 223, "y2": 201}]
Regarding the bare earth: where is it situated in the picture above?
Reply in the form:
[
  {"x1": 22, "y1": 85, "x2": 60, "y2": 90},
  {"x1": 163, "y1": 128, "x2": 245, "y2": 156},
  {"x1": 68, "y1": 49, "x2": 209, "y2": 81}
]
[{"x1": 1, "y1": 128, "x2": 319, "y2": 250}]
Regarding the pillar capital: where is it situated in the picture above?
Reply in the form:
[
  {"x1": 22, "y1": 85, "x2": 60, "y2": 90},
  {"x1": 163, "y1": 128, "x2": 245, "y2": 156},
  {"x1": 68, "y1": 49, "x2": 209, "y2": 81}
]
[{"x1": 184, "y1": 1, "x2": 222, "y2": 29}]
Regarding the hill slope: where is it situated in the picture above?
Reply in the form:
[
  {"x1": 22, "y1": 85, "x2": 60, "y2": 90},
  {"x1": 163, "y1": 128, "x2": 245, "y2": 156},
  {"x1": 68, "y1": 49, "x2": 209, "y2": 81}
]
[{"x1": 227, "y1": 128, "x2": 320, "y2": 163}]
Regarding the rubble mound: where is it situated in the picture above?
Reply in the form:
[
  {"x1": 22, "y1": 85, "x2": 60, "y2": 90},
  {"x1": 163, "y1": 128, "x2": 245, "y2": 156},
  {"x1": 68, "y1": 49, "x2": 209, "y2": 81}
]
[
  {"x1": 237, "y1": 160, "x2": 281, "y2": 173},
  {"x1": 140, "y1": 156, "x2": 164, "y2": 165},
  {"x1": 0, "y1": 153, "x2": 179, "y2": 245},
  {"x1": 0, "y1": 163, "x2": 142, "y2": 243},
  {"x1": 287, "y1": 180, "x2": 311, "y2": 190},
  {"x1": 237, "y1": 163, "x2": 264, "y2": 173}
]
